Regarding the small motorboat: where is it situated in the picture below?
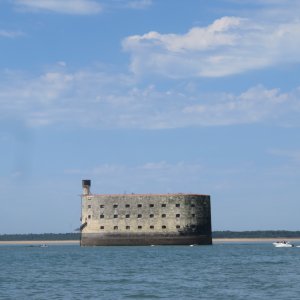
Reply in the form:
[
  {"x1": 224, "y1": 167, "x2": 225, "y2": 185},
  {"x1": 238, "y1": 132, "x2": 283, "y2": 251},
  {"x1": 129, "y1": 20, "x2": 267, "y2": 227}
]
[{"x1": 273, "y1": 241, "x2": 294, "y2": 248}]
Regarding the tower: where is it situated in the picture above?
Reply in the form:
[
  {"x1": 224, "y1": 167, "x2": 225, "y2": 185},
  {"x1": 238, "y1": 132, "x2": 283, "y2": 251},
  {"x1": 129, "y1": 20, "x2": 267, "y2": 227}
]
[{"x1": 82, "y1": 179, "x2": 91, "y2": 196}]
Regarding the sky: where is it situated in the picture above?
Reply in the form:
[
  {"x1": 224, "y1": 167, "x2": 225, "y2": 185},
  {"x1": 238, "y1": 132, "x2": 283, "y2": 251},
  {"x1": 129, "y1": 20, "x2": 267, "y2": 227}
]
[{"x1": 1, "y1": 0, "x2": 300, "y2": 234}]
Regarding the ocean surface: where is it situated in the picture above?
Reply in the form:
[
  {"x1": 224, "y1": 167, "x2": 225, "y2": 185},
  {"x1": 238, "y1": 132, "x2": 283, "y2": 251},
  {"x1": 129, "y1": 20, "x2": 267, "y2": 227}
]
[{"x1": 1, "y1": 243, "x2": 300, "y2": 300}]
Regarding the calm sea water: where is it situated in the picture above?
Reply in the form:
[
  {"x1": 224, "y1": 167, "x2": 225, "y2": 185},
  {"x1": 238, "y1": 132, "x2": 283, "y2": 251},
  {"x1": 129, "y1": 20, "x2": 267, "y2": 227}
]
[{"x1": 1, "y1": 243, "x2": 300, "y2": 300}]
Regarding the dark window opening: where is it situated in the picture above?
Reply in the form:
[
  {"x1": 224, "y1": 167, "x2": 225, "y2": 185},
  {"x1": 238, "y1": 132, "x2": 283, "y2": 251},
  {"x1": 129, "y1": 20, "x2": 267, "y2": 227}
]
[
  {"x1": 100, "y1": 226, "x2": 104, "y2": 229},
  {"x1": 125, "y1": 204, "x2": 130, "y2": 208},
  {"x1": 114, "y1": 226, "x2": 118, "y2": 230},
  {"x1": 113, "y1": 204, "x2": 118, "y2": 208},
  {"x1": 137, "y1": 204, "x2": 142, "y2": 208},
  {"x1": 88, "y1": 215, "x2": 91, "y2": 219},
  {"x1": 176, "y1": 214, "x2": 180, "y2": 218},
  {"x1": 149, "y1": 214, "x2": 154, "y2": 218},
  {"x1": 88, "y1": 205, "x2": 91, "y2": 208},
  {"x1": 192, "y1": 214, "x2": 195, "y2": 218},
  {"x1": 137, "y1": 214, "x2": 142, "y2": 218},
  {"x1": 150, "y1": 225, "x2": 154, "y2": 229},
  {"x1": 126, "y1": 226, "x2": 130, "y2": 230},
  {"x1": 161, "y1": 204, "x2": 166, "y2": 207},
  {"x1": 100, "y1": 204, "x2": 104, "y2": 208},
  {"x1": 149, "y1": 204, "x2": 154, "y2": 207},
  {"x1": 176, "y1": 204, "x2": 180, "y2": 207},
  {"x1": 162, "y1": 214, "x2": 166, "y2": 218},
  {"x1": 162, "y1": 225, "x2": 166, "y2": 229},
  {"x1": 191, "y1": 204, "x2": 195, "y2": 207},
  {"x1": 114, "y1": 215, "x2": 118, "y2": 218},
  {"x1": 176, "y1": 225, "x2": 180, "y2": 229},
  {"x1": 100, "y1": 214, "x2": 104, "y2": 219},
  {"x1": 138, "y1": 226, "x2": 142, "y2": 229},
  {"x1": 126, "y1": 214, "x2": 130, "y2": 218}
]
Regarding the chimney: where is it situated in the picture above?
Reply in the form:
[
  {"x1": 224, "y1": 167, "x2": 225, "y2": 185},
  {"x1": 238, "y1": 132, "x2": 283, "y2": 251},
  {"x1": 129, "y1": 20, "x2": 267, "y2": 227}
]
[{"x1": 82, "y1": 179, "x2": 91, "y2": 195}]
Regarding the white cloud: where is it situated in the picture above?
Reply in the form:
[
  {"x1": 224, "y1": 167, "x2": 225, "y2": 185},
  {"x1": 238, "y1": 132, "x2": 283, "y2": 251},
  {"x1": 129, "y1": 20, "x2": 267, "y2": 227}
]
[
  {"x1": 123, "y1": 16, "x2": 300, "y2": 77},
  {"x1": 1, "y1": 68, "x2": 300, "y2": 129},
  {"x1": 182, "y1": 85, "x2": 296, "y2": 126},
  {"x1": 14, "y1": 0, "x2": 102, "y2": 14},
  {"x1": 126, "y1": 0, "x2": 152, "y2": 9},
  {"x1": 269, "y1": 149, "x2": 300, "y2": 163},
  {"x1": 0, "y1": 29, "x2": 24, "y2": 38}
]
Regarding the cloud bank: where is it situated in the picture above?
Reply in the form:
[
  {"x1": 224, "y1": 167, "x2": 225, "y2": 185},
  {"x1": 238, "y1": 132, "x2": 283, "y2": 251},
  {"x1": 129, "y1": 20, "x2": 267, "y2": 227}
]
[
  {"x1": 0, "y1": 29, "x2": 23, "y2": 38},
  {"x1": 14, "y1": 0, "x2": 102, "y2": 15},
  {"x1": 1, "y1": 68, "x2": 299, "y2": 129},
  {"x1": 123, "y1": 16, "x2": 300, "y2": 77}
]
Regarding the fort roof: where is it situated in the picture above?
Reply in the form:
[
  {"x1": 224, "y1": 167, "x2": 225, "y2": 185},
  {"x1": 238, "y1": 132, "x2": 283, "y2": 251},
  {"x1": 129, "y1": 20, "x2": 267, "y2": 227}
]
[{"x1": 84, "y1": 193, "x2": 210, "y2": 197}]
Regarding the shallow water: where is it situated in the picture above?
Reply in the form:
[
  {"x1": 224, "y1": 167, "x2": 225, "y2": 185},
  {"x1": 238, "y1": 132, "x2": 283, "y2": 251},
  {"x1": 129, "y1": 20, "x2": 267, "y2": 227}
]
[{"x1": 1, "y1": 243, "x2": 300, "y2": 299}]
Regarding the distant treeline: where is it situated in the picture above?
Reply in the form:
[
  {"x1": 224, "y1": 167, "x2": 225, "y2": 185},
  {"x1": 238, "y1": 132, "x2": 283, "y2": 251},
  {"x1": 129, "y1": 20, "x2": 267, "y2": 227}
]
[
  {"x1": 0, "y1": 233, "x2": 80, "y2": 241},
  {"x1": 1, "y1": 231, "x2": 300, "y2": 241},
  {"x1": 212, "y1": 231, "x2": 300, "y2": 238}
]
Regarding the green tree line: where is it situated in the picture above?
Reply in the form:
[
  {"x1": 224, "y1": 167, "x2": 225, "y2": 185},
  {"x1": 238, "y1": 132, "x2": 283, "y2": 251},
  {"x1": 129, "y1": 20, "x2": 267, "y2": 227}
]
[
  {"x1": 0, "y1": 233, "x2": 80, "y2": 241},
  {"x1": 212, "y1": 231, "x2": 300, "y2": 238}
]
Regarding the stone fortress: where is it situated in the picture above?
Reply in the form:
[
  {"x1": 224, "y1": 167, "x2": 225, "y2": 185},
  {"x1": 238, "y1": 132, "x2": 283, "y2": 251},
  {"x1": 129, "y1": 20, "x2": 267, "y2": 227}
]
[{"x1": 80, "y1": 180, "x2": 212, "y2": 246}]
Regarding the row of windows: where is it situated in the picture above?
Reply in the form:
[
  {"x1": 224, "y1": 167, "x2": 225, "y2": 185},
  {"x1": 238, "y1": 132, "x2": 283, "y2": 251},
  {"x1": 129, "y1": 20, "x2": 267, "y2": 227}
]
[
  {"x1": 96, "y1": 213, "x2": 195, "y2": 219},
  {"x1": 99, "y1": 225, "x2": 196, "y2": 230},
  {"x1": 93, "y1": 203, "x2": 196, "y2": 209}
]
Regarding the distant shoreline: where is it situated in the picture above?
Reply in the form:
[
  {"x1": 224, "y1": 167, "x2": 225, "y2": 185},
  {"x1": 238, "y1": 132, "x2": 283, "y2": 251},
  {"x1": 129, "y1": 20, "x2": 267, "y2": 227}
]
[
  {"x1": 1, "y1": 238, "x2": 300, "y2": 246},
  {"x1": 0, "y1": 240, "x2": 79, "y2": 245},
  {"x1": 213, "y1": 238, "x2": 300, "y2": 243}
]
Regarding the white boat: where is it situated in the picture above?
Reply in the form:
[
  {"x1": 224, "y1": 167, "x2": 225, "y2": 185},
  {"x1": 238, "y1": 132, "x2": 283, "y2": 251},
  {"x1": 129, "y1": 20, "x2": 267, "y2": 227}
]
[{"x1": 273, "y1": 241, "x2": 294, "y2": 248}]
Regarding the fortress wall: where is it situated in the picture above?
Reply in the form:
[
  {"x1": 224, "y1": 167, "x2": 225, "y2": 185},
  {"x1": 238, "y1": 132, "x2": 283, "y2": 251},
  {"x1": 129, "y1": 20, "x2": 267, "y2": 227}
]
[{"x1": 81, "y1": 193, "x2": 211, "y2": 246}]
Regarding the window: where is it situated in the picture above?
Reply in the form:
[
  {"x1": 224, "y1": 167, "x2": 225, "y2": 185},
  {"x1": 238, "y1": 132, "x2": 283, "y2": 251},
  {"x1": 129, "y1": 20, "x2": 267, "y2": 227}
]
[
  {"x1": 138, "y1": 226, "x2": 142, "y2": 229},
  {"x1": 113, "y1": 204, "x2": 118, "y2": 208},
  {"x1": 176, "y1": 204, "x2": 180, "y2": 208},
  {"x1": 137, "y1": 204, "x2": 142, "y2": 208},
  {"x1": 88, "y1": 215, "x2": 91, "y2": 219},
  {"x1": 176, "y1": 214, "x2": 180, "y2": 218},
  {"x1": 149, "y1": 214, "x2": 154, "y2": 218},
  {"x1": 100, "y1": 214, "x2": 104, "y2": 219},
  {"x1": 161, "y1": 214, "x2": 166, "y2": 218},
  {"x1": 161, "y1": 204, "x2": 166, "y2": 207},
  {"x1": 149, "y1": 204, "x2": 154, "y2": 207},
  {"x1": 192, "y1": 214, "x2": 195, "y2": 218},
  {"x1": 125, "y1": 204, "x2": 130, "y2": 208},
  {"x1": 191, "y1": 204, "x2": 195, "y2": 207},
  {"x1": 126, "y1": 226, "x2": 130, "y2": 230},
  {"x1": 114, "y1": 226, "x2": 118, "y2": 230},
  {"x1": 100, "y1": 204, "x2": 104, "y2": 208},
  {"x1": 100, "y1": 226, "x2": 104, "y2": 229},
  {"x1": 137, "y1": 214, "x2": 142, "y2": 218},
  {"x1": 88, "y1": 205, "x2": 91, "y2": 208},
  {"x1": 176, "y1": 225, "x2": 180, "y2": 229},
  {"x1": 114, "y1": 214, "x2": 118, "y2": 218},
  {"x1": 150, "y1": 225, "x2": 154, "y2": 229},
  {"x1": 126, "y1": 214, "x2": 130, "y2": 218},
  {"x1": 162, "y1": 225, "x2": 166, "y2": 229}
]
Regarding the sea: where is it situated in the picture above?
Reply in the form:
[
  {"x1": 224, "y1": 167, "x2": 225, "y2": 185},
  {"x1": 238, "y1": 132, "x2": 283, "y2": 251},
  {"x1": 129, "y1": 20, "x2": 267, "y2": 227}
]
[{"x1": 1, "y1": 243, "x2": 300, "y2": 300}]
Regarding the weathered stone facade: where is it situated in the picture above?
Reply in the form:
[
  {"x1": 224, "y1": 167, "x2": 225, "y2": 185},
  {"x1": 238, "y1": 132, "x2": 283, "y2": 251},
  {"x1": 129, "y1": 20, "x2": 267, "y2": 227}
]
[{"x1": 80, "y1": 180, "x2": 212, "y2": 246}]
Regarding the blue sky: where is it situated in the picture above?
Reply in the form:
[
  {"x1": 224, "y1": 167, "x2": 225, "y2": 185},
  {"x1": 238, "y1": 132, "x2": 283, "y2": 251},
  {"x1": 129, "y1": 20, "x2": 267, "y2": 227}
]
[{"x1": 1, "y1": 0, "x2": 300, "y2": 233}]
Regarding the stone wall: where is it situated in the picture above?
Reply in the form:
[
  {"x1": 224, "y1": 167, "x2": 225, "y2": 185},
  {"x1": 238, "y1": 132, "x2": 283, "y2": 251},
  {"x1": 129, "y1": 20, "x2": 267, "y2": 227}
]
[{"x1": 81, "y1": 193, "x2": 212, "y2": 246}]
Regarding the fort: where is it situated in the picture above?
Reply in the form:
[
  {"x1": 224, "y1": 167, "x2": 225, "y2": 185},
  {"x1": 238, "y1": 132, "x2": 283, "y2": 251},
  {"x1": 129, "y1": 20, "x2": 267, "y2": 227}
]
[{"x1": 80, "y1": 180, "x2": 212, "y2": 246}]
